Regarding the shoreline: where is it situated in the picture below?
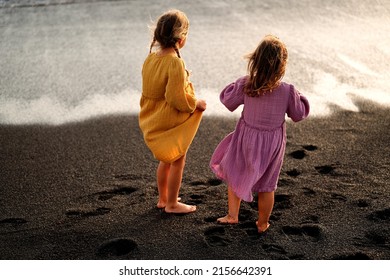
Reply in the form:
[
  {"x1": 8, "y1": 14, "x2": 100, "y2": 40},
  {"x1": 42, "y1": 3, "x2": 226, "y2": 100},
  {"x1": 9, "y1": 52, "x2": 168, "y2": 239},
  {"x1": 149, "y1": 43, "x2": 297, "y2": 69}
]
[{"x1": 0, "y1": 99, "x2": 389, "y2": 260}]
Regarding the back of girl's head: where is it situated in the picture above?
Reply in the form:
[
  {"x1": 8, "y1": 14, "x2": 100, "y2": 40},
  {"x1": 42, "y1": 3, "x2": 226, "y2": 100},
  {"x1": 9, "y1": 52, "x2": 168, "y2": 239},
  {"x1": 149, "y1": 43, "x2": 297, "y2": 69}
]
[
  {"x1": 149, "y1": 10, "x2": 189, "y2": 58},
  {"x1": 245, "y1": 35, "x2": 288, "y2": 96}
]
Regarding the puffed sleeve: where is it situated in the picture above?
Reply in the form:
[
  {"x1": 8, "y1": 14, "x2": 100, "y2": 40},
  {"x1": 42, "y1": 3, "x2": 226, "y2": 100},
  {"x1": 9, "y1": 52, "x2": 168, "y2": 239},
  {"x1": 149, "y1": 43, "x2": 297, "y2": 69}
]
[
  {"x1": 220, "y1": 76, "x2": 246, "y2": 112},
  {"x1": 165, "y1": 57, "x2": 197, "y2": 113},
  {"x1": 287, "y1": 84, "x2": 310, "y2": 122}
]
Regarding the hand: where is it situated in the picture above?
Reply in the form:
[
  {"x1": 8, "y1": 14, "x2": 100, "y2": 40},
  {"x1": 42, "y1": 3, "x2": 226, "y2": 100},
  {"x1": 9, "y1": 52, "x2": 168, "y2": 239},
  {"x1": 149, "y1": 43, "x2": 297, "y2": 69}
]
[{"x1": 196, "y1": 99, "x2": 207, "y2": 111}]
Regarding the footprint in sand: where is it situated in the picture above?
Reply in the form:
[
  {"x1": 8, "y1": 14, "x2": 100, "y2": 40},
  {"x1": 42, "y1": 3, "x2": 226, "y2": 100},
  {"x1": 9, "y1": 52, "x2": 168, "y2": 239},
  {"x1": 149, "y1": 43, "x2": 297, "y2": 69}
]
[
  {"x1": 270, "y1": 212, "x2": 282, "y2": 222},
  {"x1": 97, "y1": 238, "x2": 138, "y2": 257},
  {"x1": 203, "y1": 216, "x2": 220, "y2": 223},
  {"x1": 65, "y1": 207, "x2": 111, "y2": 218},
  {"x1": 189, "y1": 178, "x2": 223, "y2": 187},
  {"x1": 95, "y1": 186, "x2": 138, "y2": 201},
  {"x1": 315, "y1": 165, "x2": 336, "y2": 175},
  {"x1": 352, "y1": 227, "x2": 388, "y2": 258},
  {"x1": 289, "y1": 150, "x2": 307, "y2": 159},
  {"x1": 302, "y1": 187, "x2": 316, "y2": 196},
  {"x1": 282, "y1": 224, "x2": 324, "y2": 243},
  {"x1": 186, "y1": 178, "x2": 224, "y2": 206},
  {"x1": 262, "y1": 243, "x2": 287, "y2": 255},
  {"x1": 207, "y1": 178, "x2": 223, "y2": 186},
  {"x1": 187, "y1": 194, "x2": 205, "y2": 205},
  {"x1": 301, "y1": 215, "x2": 320, "y2": 224},
  {"x1": 330, "y1": 193, "x2": 347, "y2": 202},
  {"x1": 364, "y1": 229, "x2": 389, "y2": 246},
  {"x1": 237, "y1": 209, "x2": 255, "y2": 221},
  {"x1": 249, "y1": 194, "x2": 292, "y2": 218},
  {"x1": 0, "y1": 218, "x2": 28, "y2": 225},
  {"x1": 286, "y1": 169, "x2": 301, "y2": 177},
  {"x1": 204, "y1": 226, "x2": 232, "y2": 247},
  {"x1": 278, "y1": 178, "x2": 295, "y2": 187},
  {"x1": 302, "y1": 145, "x2": 318, "y2": 151},
  {"x1": 354, "y1": 199, "x2": 370, "y2": 208},
  {"x1": 237, "y1": 221, "x2": 268, "y2": 240},
  {"x1": 288, "y1": 145, "x2": 318, "y2": 159},
  {"x1": 65, "y1": 175, "x2": 139, "y2": 220},
  {"x1": 274, "y1": 194, "x2": 294, "y2": 210},
  {"x1": 367, "y1": 208, "x2": 390, "y2": 222},
  {"x1": 113, "y1": 173, "x2": 149, "y2": 181}
]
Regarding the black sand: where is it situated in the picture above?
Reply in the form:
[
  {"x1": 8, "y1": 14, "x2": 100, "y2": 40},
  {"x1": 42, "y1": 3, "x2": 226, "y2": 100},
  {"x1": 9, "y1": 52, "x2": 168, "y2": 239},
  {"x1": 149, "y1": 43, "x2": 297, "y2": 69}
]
[{"x1": 0, "y1": 98, "x2": 389, "y2": 260}]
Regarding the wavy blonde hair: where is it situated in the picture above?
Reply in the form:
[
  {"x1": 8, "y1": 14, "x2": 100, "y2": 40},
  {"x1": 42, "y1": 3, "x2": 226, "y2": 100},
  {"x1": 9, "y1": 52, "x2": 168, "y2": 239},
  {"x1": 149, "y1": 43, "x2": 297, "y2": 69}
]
[
  {"x1": 244, "y1": 35, "x2": 288, "y2": 96},
  {"x1": 149, "y1": 10, "x2": 189, "y2": 58}
]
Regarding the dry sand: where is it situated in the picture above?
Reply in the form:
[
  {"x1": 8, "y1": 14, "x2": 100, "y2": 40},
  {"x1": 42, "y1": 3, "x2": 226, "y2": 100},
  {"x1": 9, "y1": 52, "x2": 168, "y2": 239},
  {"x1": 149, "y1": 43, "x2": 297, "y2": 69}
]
[{"x1": 0, "y1": 98, "x2": 389, "y2": 260}]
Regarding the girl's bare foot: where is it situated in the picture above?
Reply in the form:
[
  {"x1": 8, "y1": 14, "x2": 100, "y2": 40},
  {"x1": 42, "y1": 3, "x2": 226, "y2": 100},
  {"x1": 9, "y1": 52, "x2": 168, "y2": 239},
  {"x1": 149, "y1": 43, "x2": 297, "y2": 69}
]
[
  {"x1": 217, "y1": 214, "x2": 238, "y2": 224},
  {"x1": 164, "y1": 202, "x2": 196, "y2": 214},
  {"x1": 157, "y1": 197, "x2": 181, "y2": 209},
  {"x1": 256, "y1": 221, "x2": 270, "y2": 233}
]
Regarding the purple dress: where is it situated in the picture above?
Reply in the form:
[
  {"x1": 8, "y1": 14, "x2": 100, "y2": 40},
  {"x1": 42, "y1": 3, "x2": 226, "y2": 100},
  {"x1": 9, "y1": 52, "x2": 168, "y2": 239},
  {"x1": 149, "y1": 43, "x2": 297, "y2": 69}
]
[{"x1": 210, "y1": 76, "x2": 310, "y2": 202}]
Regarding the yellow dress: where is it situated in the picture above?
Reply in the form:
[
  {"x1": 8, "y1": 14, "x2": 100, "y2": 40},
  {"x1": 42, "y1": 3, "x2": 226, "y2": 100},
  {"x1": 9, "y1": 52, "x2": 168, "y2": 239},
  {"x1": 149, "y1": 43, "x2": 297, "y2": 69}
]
[{"x1": 139, "y1": 53, "x2": 203, "y2": 163}]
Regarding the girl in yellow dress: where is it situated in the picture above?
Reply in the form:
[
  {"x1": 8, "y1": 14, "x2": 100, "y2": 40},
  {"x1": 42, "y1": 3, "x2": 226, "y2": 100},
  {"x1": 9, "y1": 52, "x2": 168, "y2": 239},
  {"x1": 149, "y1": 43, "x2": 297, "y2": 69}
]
[{"x1": 139, "y1": 10, "x2": 207, "y2": 214}]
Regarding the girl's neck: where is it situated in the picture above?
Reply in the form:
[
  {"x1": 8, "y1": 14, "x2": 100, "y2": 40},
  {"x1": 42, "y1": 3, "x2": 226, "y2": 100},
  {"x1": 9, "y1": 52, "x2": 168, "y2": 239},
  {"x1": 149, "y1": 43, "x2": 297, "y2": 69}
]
[{"x1": 157, "y1": 47, "x2": 177, "y2": 57}]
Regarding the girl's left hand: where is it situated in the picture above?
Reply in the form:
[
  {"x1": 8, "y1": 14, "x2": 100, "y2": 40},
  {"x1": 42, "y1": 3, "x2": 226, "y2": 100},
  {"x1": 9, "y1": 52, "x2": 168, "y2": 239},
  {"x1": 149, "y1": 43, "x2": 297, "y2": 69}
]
[{"x1": 196, "y1": 99, "x2": 207, "y2": 111}]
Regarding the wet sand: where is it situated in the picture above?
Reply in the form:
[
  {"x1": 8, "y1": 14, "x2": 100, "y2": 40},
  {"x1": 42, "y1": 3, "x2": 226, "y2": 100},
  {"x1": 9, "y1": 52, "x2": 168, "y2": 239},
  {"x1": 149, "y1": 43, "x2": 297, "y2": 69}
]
[{"x1": 0, "y1": 98, "x2": 389, "y2": 260}]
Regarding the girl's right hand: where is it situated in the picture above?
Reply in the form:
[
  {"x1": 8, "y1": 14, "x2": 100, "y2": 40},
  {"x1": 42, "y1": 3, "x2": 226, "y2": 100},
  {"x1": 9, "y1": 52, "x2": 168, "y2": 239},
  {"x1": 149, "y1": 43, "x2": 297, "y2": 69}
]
[{"x1": 196, "y1": 99, "x2": 207, "y2": 111}]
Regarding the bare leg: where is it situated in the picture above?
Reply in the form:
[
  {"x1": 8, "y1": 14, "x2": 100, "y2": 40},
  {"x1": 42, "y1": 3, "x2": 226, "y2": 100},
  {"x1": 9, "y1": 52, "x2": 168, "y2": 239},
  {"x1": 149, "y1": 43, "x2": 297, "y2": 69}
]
[
  {"x1": 156, "y1": 161, "x2": 182, "y2": 208},
  {"x1": 164, "y1": 155, "x2": 196, "y2": 214},
  {"x1": 257, "y1": 191, "x2": 274, "y2": 232},
  {"x1": 156, "y1": 161, "x2": 170, "y2": 208},
  {"x1": 217, "y1": 186, "x2": 241, "y2": 224}
]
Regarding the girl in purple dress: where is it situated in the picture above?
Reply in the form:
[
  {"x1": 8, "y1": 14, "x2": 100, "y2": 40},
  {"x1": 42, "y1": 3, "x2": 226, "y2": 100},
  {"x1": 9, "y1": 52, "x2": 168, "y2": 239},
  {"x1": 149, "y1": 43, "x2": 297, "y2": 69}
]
[{"x1": 210, "y1": 35, "x2": 310, "y2": 233}]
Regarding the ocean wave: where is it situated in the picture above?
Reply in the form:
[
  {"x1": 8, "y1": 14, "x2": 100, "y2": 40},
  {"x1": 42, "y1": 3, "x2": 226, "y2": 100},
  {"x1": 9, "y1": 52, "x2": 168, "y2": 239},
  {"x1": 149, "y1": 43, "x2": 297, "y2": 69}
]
[{"x1": 1, "y1": 0, "x2": 389, "y2": 124}]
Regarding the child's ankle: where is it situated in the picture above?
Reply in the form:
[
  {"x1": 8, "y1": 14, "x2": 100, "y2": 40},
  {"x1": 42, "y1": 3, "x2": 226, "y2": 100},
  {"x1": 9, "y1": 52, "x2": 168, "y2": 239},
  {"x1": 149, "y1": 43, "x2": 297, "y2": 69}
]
[
  {"x1": 256, "y1": 221, "x2": 270, "y2": 232},
  {"x1": 227, "y1": 214, "x2": 239, "y2": 222}
]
